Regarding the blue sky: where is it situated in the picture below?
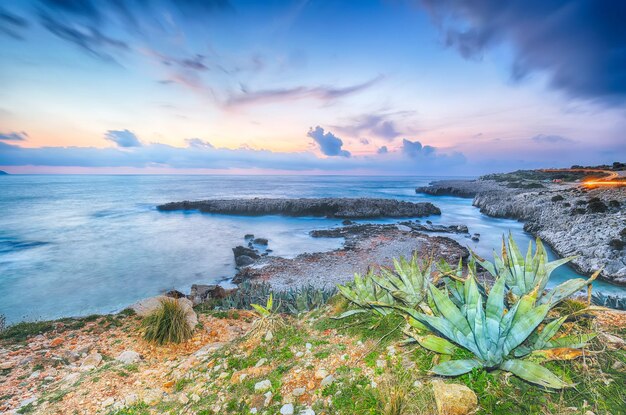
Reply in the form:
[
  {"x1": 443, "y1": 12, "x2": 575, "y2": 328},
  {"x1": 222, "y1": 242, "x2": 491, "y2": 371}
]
[{"x1": 0, "y1": 0, "x2": 625, "y2": 174}]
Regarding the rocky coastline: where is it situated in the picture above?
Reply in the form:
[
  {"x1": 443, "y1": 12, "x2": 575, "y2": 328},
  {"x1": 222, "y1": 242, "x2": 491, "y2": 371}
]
[
  {"x1": 417, "y1": 176, "x2": 626, "y2": 285},
  {"x1": 157, "y1": 197, "x2": 440, "y2": 219}
]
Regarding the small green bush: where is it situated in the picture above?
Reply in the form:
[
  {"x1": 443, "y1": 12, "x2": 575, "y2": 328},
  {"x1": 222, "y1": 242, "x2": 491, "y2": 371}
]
[{"x1": 141, "y1": 298, "x2": 193, "y2": 345}]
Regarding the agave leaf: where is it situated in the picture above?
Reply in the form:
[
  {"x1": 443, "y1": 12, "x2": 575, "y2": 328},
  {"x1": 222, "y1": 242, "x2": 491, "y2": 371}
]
[
  {"x1": 470, "y1": 248, "x2": 497, "y2": 277},
  {"x1": 251, "y1": 303, "x2": 270, "y2": 318},
  {"x1": 413, "y1": 334, "x2": 458, "y2": 355},
  {"x1": 531, "y1": 348, "x2": 585, "y2": 361},
  {"x1": 533, "y1": 316, "x2": 567, "y2": 350},
  {"x1": 332, "y1": 309, "x2": 368, "y2": 319},
  {"x1": 546, "y1": 333, "x2": 596, "y2": 349},
  {"x1": 504, "y1": 301, "x2": 550, "y2": 356},
  {"x1": 431, "y1": 359, "x2": 482, "y2": 376},
  {"x1": 539, "y1": 270, "x2": 600, "y2": 307},
  {"x1": 500, "y1": 359, "x2": 570, "y2": 389},
  {"x1": 429, "y1": 283, "x2": 472, "y2": 338},
  {"x1": 485, "y1": 277, "x2": 506, "y2": 347}
]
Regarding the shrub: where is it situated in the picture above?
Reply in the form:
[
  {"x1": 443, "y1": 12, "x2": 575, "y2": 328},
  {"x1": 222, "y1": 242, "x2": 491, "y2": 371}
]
[
  {"x1": 551, "y1": 195, "x2": 564, "y2": 202},
  {"x1": 141, "y1": 298, "x2": 193, "y2": 345},
  {"x1": 587, "y1": 199, "x2": 607, "y2": 213}
]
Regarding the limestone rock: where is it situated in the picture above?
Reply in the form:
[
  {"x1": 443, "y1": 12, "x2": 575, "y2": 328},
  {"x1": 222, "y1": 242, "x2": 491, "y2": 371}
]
[
  {"x1": 116, "y1": 350, "x2": 141, "y2": 364},
  {"x1": 432, "y1": 380, "x2": 478, "y2": 415},
  {"x1": 80, "y1": 352, "x2": 102, "y2": 371}
]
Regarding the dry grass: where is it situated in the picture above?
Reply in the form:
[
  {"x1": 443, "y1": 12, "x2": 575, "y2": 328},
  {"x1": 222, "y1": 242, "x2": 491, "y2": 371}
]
[
  {"x1": 376, "y1": 370, "x2": 436, "y2": 415},
  {"x1": 141, "y1": 298, "x2": 193, "y2": 345}
]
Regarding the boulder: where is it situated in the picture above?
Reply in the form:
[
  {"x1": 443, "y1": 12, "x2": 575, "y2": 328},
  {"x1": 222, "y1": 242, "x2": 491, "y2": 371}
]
[
  {"x1": 80, "y1": 352, "x2": 103, "y2": 371},
  {"x1": 253, "y1": 237, "x2": 269, "y2": 245},
  {"x1": 189, "y1": 284, "x2": 229, "y2": 305},
  {"x1": 232, "y1": 246, "x2": 260, "y2": 259},
  {"x1": 431, "y1": 380, "x2": 478, "y2": 415},
  {"x1": 235, "y1": 255, "x2": 255, "y2": 267}
]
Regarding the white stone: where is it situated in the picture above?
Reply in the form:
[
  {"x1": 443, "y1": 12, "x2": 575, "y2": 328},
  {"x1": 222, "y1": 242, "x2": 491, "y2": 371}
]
[
  {"x1": 116, "y1": 350, "x2": 141, "y2": 364},
  {"x1": 321, "y1": 374, "x2": 334, "y2": 387},
  {"x1": 314, "y1": 368, "x2": 328, "y2": 379},
  {"x1": 179, "y1": 395, "x2": 189, "y2": 404},
  {"x1": 255, "y1": 358, "x2": 267, "y2": 367},
  {"x1": 295, "y1": 351, "x2": 304, "y2": 358},
  {"x1": 254, "y1": 379, "x2": 272, "y2": 392},
  {"x1": 280, "y1": 403, "x2": 295, "y2": 415},
  {"x1": 264, "y1": 331, "x2": 274, "y2": 341},
  {"x1": 305, "y1": 343, "x2": 312, "y2": 350},
  {"x1": 80, "y1": 352, "x2": 102, "y2": 371},
  {"x1": 292, "y1": 387, "x2": 306, "y2": 397},
  {"x1": 102, "y1": 397, "x2": 115, "y2": 407}
]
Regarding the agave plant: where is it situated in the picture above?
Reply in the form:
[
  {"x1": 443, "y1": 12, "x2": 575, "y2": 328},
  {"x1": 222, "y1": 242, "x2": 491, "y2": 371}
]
[
  {"x1": 472, "y1": 234, "x2": 596, "y2": 306},
  {"x1": 373, "y1": 256, "x2": 431, "y2": 307},
  {"x1": 591, "y1": 292, "x2": 626, "y2": 311},
  {"x1": 396, "y1": 274, "x2": 592, "y2": 388},
  {"x1": 249, "y1": 293, "x2": 284, "y2": 336},
  {"x1": 336, "y1": 270, "x2": 396, "y2": 318}
]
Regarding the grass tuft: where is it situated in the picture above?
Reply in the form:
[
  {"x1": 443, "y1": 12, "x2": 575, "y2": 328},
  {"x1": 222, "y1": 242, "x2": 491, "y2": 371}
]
[{"x1": 141, "y1": 298, "x2": 193, "y2": 345}]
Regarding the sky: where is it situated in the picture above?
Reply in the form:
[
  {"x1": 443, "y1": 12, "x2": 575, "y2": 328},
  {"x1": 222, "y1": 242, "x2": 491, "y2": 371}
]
[{"x1": 0, "y1": 0, "x2": 625, "y2": 175}]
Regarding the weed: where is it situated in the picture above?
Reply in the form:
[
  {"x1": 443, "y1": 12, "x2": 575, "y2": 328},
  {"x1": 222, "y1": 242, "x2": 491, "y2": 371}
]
[{"x1": 141, "y1": 298, "x2": 193, "y2": 345}]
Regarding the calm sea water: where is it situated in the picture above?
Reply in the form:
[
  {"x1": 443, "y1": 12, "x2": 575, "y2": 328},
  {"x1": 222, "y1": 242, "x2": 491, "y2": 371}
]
[{"x1": 0, "y1": 175, "x2": 622, "y2": 323}]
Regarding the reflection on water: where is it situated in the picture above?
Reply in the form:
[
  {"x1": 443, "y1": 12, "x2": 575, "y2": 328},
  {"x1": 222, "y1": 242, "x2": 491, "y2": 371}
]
[{"x1": 0, "y1": 175, "x2": 622, "y2": 323}]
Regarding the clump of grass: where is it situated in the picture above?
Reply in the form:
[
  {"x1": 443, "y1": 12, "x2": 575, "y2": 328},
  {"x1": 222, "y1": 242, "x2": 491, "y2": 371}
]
[
  {"x1": 141, "y1": 298, "x2": 193, "y2": 345},
  {"x1": 248, "y1": 294, "x2": 284, "y2": 339},
  {"x1": 376, "y1": 370, "x2": 435, "y2": 415}
]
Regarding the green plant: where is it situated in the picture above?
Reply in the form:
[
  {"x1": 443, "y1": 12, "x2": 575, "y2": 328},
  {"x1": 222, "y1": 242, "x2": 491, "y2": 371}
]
[
  {"x1": 141, "y1": 298, "x2": 193, "y2": 345},
  {"x1": 249, "y1": 293, "x2": 284, "y2": 336},
  {"x1": 215, "y1": 281, "x2": 335, "y2": 314},
  {"x1": 395, "y1": 274, "x2": 593, "y2": 388},
  {"x1": 472, "y1": 234, "x2": 596, "y2": 306},
  {"x1": 0, "y1": 314, "x2": 5, "y2": 334},
  {"x1": 591, "y1": 292, "x2": 626, "y2": 310},
  {"x1": 336, "y1": 270, "x2": 396, "y2": 318}
]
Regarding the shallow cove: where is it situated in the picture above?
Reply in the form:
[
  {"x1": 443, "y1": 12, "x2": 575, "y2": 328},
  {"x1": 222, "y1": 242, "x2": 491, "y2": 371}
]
[{"x1": 0, "y1": 175, "x2": 622, "y2": 324}]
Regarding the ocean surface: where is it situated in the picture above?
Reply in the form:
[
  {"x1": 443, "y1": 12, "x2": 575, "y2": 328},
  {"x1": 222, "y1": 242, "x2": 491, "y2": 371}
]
[{"x1": 0, "y1": 175, "x2": 622, "y2": 324}]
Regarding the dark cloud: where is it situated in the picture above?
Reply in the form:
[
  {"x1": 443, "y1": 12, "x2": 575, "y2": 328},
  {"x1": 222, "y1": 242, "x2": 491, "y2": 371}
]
[
  {"x1": 531, "y1": 134, "x2": 575, "y2": 144},
  {"x1": 0, "y1": 131, "x2": 28, "y2": 141},
  {"x1": 226, "y1": 76, "x2": 383, "y2": 108},
  {"x1": 104, "y1": 130, "x2": 141, "y2": 147},
  {"x1": 0, "y1": 8, "x2": 28, "y2": 40},
  {"x1": 402, "y1": 139, "x2": 435, "y2": 158},
  {"x1": 422, "y1": 0, "x2": 626, "y2": 105},
  {"x1": 307, "y1": 126, "x2": 351, "y2": 157},
  {"x1": 377, "y1": 146, "x2": 388, "y2": 154}
]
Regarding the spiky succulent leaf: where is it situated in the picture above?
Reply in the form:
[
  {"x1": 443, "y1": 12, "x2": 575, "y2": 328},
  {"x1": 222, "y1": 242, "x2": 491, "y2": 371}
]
[
  {"x1": 500, "y1": 359, "x2": 570, "y2": 389},
  {"x1": 431, "y1": 359, "x2": 482, "y2": 376}
]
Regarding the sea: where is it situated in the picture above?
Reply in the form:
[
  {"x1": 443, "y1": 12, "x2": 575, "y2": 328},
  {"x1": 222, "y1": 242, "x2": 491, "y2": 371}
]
[{"x1": 0, "y1": 175, "x2": 623, "y2": 324}]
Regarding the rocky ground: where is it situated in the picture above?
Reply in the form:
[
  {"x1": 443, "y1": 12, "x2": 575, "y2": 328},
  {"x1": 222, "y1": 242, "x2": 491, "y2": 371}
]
[
  {"x1": 157, "y1": 198, "x2": 440, "y2": 219},
  {"x1": 232, "y1": 224, "x2": 468, "y2": 290},
  {"x1": 1, "y1": 298, "x2": 625, "y2": 415},
  {"x1": 417, "y1": 175, "x2": 626, "y2": 285}
]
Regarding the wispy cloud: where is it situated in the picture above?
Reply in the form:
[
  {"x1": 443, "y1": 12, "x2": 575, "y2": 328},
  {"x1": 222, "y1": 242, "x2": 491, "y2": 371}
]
[
  {"x1": 0, "y1": 7, "x2": 28, "y2": 40},
  {"x1": 0, "y1": 131, "x2": 28, "y2": 141},
  {"x1": 531, "y1": 134, "x2": 575, "y2": 144},
  {"x1": 104, "y1": 130, "x2": 141, "y2": 147}
]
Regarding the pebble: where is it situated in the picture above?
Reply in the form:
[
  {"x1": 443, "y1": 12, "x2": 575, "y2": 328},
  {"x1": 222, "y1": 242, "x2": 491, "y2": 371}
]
[
  {"x1": 321, "y1": 374, "x2": 334, "y2": 387},
  {"x1": 265, "y1": 331, "x2": 274, "y2": 341},
  {"x1": 80, "y1": 352, "x2": 102, "y2": 371},
  {"x1": 280, "y1": 403, "x2": 295, "y2": 415},
  {"x1": 102, "y1": 397, "x2": 115, "y2": 407},
  {"x1": 305, "y1": 343, "x2": 312, "y2": 350},
  {"x1": 254, "y1": 379, "x2": 272, "y2": 392},
  {"x1": 295, "y1": 351, "x2": 304, "y2": 358},
  {"x1": 116, "y1": 350, "x2": 141, "y2": 364},
  {"x1": 292, "y1": 387, "x2": 306, "y2": 397},
  {"x1": 179, "y1": 394, "x2": 189, "y2": 404},
  {"x1": 314, "y1": 369, "x2": 328, "y2": 379},
  {"x1": 255, "y1": 358, "x2": 267, "y2": 367}
]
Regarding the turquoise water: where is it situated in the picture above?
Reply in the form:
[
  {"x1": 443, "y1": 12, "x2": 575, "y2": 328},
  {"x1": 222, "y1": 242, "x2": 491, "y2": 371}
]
[{"x1": 0, "y1": 175, "x2": 622, "y2": 323}]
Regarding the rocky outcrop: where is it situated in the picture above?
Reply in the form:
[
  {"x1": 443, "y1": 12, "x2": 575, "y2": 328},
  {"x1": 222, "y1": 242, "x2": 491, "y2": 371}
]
[
  {"x1": 418, "y1": 178, "x2": 626, "y2": 285},
  {"x1": 233, "y1": 224, "x2": 468, "y2": 289},
  {"x1": 416, "y1": 179, "x2": 506, "y2": 198},
  {"x1": 158, "y1": 198, "x2": 440, "y2": 219}
]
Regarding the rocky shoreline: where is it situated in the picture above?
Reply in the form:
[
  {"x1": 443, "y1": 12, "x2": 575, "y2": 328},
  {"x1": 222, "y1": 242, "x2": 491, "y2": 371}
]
[
  {"x1": 157, "y1": 197, "x2": 440, "y2": 219},
  {"x1": 417, "y1": 177, "x2": 626, "y2": 285}
]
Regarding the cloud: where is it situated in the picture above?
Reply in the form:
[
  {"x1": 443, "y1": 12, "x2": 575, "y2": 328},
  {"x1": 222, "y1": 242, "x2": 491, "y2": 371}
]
[
  {"x1": 334, "y1": 113, "x2": 403, "y2": 141},
  {"x1": 104, "y1": 130, "x2": 141, "y2": 147},
  {"x1": 401, "y1": 139, "x2": 435, "y2": 158},
  {"x1": 377, "y1": 146, "x2": 388, "y2": 154},
  {"x1": 185, "y1": 138, "x2": 214, "y2": 148},
  {"x1": 0, "y1": 139, "x2": 468, "y2": 174},
  {"x1": 421, "y1": 0, "x2": 626, "y2": 105},
  {"x1": 226, "y1": 76, "x2": 383, "y2": 108},
  {"x1": 0, "y1": 131, "x2": 28, "y2": 141},
  {"x1": 531, "y1": 134, "x2": 575, "y2": 144},
  {"x1": 0, "y1": 8, "x2": 28, "y2": 40},
  {"x1": 307, "y1": 126, "x2": 351, "y2": 157}
]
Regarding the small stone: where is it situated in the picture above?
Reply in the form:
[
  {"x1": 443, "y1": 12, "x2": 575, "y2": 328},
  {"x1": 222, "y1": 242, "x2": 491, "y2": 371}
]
[
  {"x1": 19, "y1": 397, "x2": 37, "y2": 408},
  {"x1": 280, "y1": 403, "x2": 295, "y2": 415},
  {"x1": 254, "y1": 379, "x2": 272, "y2": 392},
  {"x1": 584, "y1": 412, "x2": 596, "y2": 415},
  {"x1": 292, "y1": 387, "x2": 306, "y2": 397},
  {"x1": 295, "y1": 351, "x2": 304, "y2": 358},
  {"x1": 50, "y1": 337, "x2": 64, "y2": 348},
  {"x1": 255, "y1": 358, "x2": 268, "y2": 367},
  {"x1": 314, "y1": 368, "x2": 328, "y2": 379},
  {"x1": 0, "y1": 361, "x2": 14, "y2": 370},
  {"x1": 250, "y1": 408, "x2": 258, "y2": 414},
  {"x1": 190, "y1": 394, "x2": 200, "y2": 403},
  {"x1": 376, "y1": 359, "x2": 385, "y2": 368},
  {"x1": 299, "y1": 409, "x2": 315, "y2": 415},
  {"x1": 29, "y1": 370, "x2": 41, "y2": 379},
  {"x1": 80, "y1": 352, "x2": 102, "y2": 371},
  {"x1": 432, "y1": 380, "x2": 478, "y2": 415},
  {"x1": 116, "y1": 350, "x2": 141, "y2": 364},
  {"x1": 179, "y1": 395, "x2": 189, "y2": 404},
  {"x1": 265, "y1": 331, "x2": 274, "y2": 341},
  {"x1": 305, "y1": 343, "x2": 312, "y2": 350},
  {"x1": 321, "y1": 375, "x2": 334, "y2": 387},
  {"x1": 143, "y1": 389, "x2": 162, "y2": 405},
  {"x1": 102, "y1": 397, "x2": 115, "y2": 407},
  {"x1": 264, "y1": 391, "x2": 273, "y2": 406},
  {"x1": 124, "y1": 394, "x2": 138, "y2": 405}
]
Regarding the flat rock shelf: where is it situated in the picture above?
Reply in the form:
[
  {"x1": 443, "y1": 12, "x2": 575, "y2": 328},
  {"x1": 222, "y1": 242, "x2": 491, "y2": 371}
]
[{"x1": 157, "y1": 197, "x2": 441, "y2": 219}]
